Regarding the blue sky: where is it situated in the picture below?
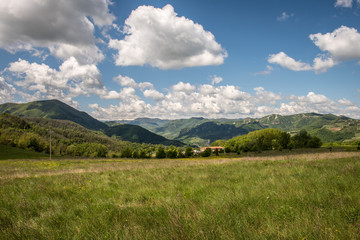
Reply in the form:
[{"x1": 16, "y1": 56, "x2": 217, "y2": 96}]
[{"x1": 0, "y1": 0, "x2": 359, "y2": 119}]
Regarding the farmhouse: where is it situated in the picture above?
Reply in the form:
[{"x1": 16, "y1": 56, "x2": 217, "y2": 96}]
[{"x1": 200, "y1": 146, "x2": 224, "y2": 152}]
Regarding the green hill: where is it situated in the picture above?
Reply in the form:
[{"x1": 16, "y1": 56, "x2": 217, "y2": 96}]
[
  {"x1": 257, "y1": 113, "x2": 359, "y2": 142},
  {"x1": 0, "y1": 113, "x2": 144, "y2": 158},
  {"x1": 154, "y1": 117, "x2": 211, "y2": 139},
  {"x1": 0, "y1": 99, "x2": 107, "y2": 130},
  {"x1": 104, "y1": 124, "x2": 184, "y2": 146},
  {"x1": 176, "y1": 121, "x2": 262, "y2": 146},
  {"x1": 105, "y1": 118, "x2": 169, "y2": 132}
]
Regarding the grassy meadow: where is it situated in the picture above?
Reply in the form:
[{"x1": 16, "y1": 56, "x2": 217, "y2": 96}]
[{"x1": 0, "y1": 152, "x2": 360, "y2": 239}]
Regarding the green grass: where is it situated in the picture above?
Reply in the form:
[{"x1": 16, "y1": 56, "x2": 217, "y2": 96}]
[
  {"x1": 0, "y1": 144, "x2": 48, "y2": 160},
  {"x1": 0, "y1": 153, "x2": 360, "y2": 239}
]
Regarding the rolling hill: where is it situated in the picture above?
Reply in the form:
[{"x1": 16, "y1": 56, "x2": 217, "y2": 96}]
[
  {"x1": 154, "y1": 117, "x2": 211, "y2": 139},
  {"x1": 0, "y1": 100, "x2": 107, "y2": 130},
  {"x1": 103, "y1": 124, "x2": 184, "y2": 146},
  {"x1": 105, "y1": 118, "x2": 169, "y2": 132},
  {"x1": 0, "y1": 113, "x2": 130, "y2": 156}
]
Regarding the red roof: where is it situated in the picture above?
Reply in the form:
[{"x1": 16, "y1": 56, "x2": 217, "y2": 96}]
[{"x1": 200, "y1": 146, "x2": 224, "y2": 151}]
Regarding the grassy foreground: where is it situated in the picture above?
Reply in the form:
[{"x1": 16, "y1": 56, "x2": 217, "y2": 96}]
[{"x1": 0, "y1": 152, "x2": 360, "y2": 239}]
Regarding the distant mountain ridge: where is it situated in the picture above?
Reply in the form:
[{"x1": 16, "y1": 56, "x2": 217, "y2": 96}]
[{"x1": 122, "y1": 113, "x2": 360, "y2": 145}]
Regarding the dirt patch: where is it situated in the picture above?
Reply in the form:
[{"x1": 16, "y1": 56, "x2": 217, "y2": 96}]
[{"x1": 328, "y1": 127, "x2": 342, "y2": 131}]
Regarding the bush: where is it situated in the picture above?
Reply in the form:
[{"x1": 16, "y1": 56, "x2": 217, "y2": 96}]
[
  {"x1": 185, "y1": 147, "x2": 193, "y2": 157},
  {"x1": 121, "y1": 147, "x2": 133, "y2": 158},
  {"x1": 201, "y1": 148, "x2": 212, "y2": 157},
  {"x1": 156, "y1": 146, "x2": 166, "y2": 159},
  {"x1": 166, "y1": 146, "x2": 178, "y2": 158},
  {"x1": 291, "y1": 130, "x2": 322, "y2": 148},
  {"x1": 139, "y1": 149, "x2": 150, "y2": 158}
]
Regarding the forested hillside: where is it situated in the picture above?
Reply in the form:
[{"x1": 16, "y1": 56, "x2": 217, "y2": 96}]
[
  {"x1": 0, "y1": 100, "x2": 107, "y2": 130},
  {"x1": 104, "y1": 124, "x2": 184, "y2": 146},
  {"x1": 0, "y1": 100, "x2": 184, "y2": 146},
  {"x1": 0, "y1": 113, "x2": 150, "y2": 157}
]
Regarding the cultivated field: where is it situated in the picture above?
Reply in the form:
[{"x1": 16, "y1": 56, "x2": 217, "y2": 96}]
[{"x1": 1, "y1": 152, "x2": 360, "y2": 239}]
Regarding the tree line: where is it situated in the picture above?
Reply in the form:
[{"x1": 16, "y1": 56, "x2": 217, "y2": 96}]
[{"x1": 212, "y1": 128, "x2": 322, "y2": 153}]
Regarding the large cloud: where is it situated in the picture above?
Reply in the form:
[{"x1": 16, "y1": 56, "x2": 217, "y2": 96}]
[
  {"x1": 268, "y1": 26, "x2": 360, "y2": 73},
  {"x1": 310, "y1": 26, "x2": 360, "y2": 62},
  {"x1": 5, "y1": 57, "x2": 106, "y2": 106},
  {"x1": 109, "y1": 4, "x2": 227, "y2": 69},
  {"x1": 0, "y1": 0, "x2": 115, "y2": 63}
]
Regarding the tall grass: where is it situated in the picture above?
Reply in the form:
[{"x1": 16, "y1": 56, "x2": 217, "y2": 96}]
[{"x1": 0, "y1": 153, "x2": 359, "y2": 239}]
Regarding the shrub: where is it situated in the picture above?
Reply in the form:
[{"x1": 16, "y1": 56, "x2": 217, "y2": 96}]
[
  {"x1": 185, "y1": 147, "x2": 193, "y2": 157},
  {"x1": 201, "y1": 148, "x2": 212, "y2": 157},
  {"x1": 156, "y1": 146, "x2": 166, "y2": 159}
]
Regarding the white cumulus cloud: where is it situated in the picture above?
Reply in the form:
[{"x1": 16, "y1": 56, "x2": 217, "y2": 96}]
[
  {"x1": 335, "y1": 0, "x2": 355, "y2": 7},
  {"x1": 0, "y1": 0, "x2": 115, "y2": 64},
  {"x1": 268, "y1": 52, "x2": 312, "y2": 71},
  {"x1": 143, "y1": 89, "x2": 165, "y2": 101},
  {"x1": 310, "y1": 26, "x2": 360, "y2": 62},
  {"x1": 5, "y1": 57, "x2": 107, "y2": 106},
  {"x1": 0, "y1": 77, "x2": 17, "y2": 103},
  {"x1": 172, "y1": 81, "x2": 196, "y2": 94},
  {"x1": 268, "y1": 26, "x2": 360, "y2": 73},
  {"x1": 108, "y1": 4, "x2": 227, "y2": 69}
]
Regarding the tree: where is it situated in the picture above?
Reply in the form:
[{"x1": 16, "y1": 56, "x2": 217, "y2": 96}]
[
  {"x1": 291, "y1": 129, "x2": 322, "y2": 148},
  {"x1": 224, "y1": 146, "x2": 231, "y2": 153},
  {"x1": 201, "y1": 148, "x2": 212, "y2": 157},
  {"x1": 307, "y1": 136, "x2": 322, "y2": 148},
  {"x1": 92, "y1": 143, "x2": 108, "y2": 157},
  {"x1": 121, "y1": 147, "x2": 133, "y2": 158},
  {"x1": 185, "y1": 147, "x2": 193, "y2": 157},
  {"x1": 132, "y1": 150, "x2": 139, "y2": 158},
  {"x1": 156, "y1": 146, "x2": 166, "y2": 158},
  {"x1": 139, "y1": 149, "x2": 149, "y2": 158},
  {"x1": 166, "y1": 146, "x2": 178, "y2": 158}
]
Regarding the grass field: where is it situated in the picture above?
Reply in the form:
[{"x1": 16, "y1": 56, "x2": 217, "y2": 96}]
[{"x1": 1, "y1": 152, "x2": 360, "y2": 239}]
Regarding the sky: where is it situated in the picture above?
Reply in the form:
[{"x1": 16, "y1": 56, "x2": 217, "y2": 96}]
[{"x1": 0, "y1": 0, "x2": 360, "y2": 120}]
